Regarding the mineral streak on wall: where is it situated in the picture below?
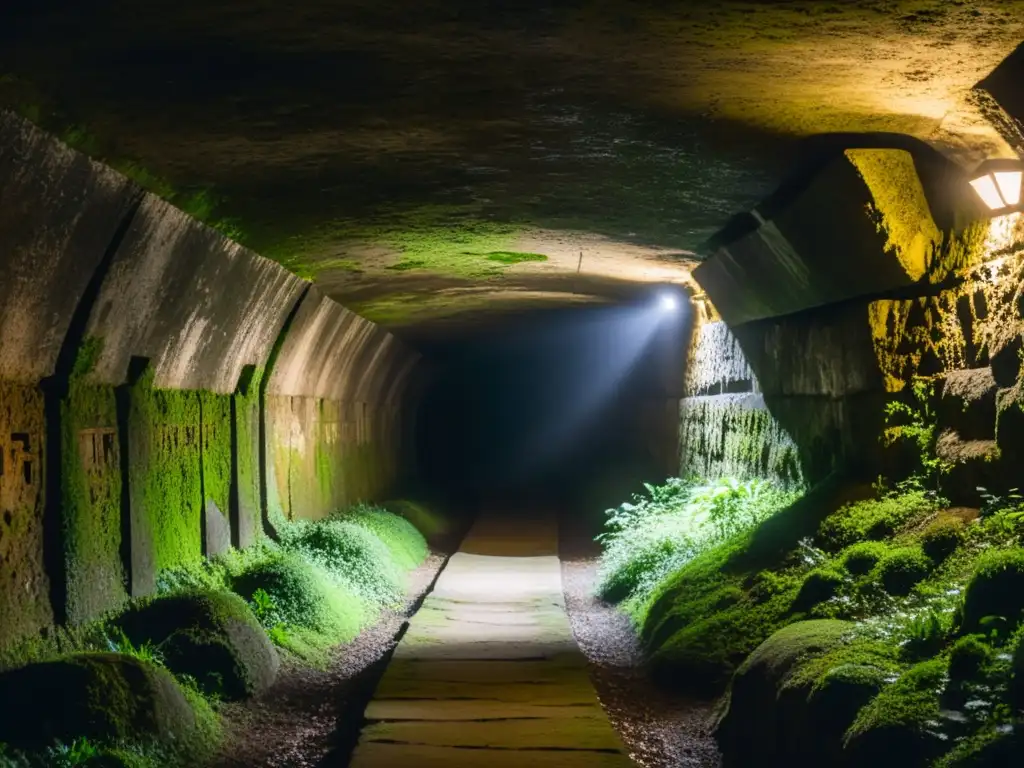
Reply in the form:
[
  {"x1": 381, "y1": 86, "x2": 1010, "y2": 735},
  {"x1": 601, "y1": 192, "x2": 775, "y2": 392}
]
[
  {"x1": 0, "y1": 111, "x2": 422, "y2": 649},
  {"x1": 678, "y1": 317, "x2": 802, "y2": 485}
]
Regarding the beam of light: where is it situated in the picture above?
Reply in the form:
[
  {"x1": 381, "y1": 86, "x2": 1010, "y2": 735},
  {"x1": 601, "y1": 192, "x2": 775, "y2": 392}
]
[
  {"x1": 510, "y1": 300, "x2": 685, "y2": 482},
  {"x1": 658, "y1": 292, "x2": 680, "y2": 313}
]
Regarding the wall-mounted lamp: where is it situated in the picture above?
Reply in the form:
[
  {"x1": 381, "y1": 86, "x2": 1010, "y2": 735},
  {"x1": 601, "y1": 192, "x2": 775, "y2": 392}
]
[{"x1": 969, "y1": 158, "x2": 1023, "y2": 214}]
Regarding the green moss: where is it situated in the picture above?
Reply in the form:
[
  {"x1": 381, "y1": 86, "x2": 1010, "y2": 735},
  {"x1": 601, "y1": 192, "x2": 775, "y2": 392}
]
[
  {"x1": 198, "y1": 392, "x2": 232, "y2": 528},
  {"x1": 62, "y1": 340, "x2": 126, "y2": 622},
  {"x1": 840, "y1": 541, "x2": 890, "y2": 576},
  {"x1": 846, "y1": 148, "x2": 941, "y2": 283},
  {"x1": 947, "y1": 635, "x2": 992, "y2": 682},
  {"x1": 818, "y1": 491, "x2": 936, "y2": 549},
  {"x1": 792, "y1": 568, "x2": 846, "y2": 612},
  {"x1": 920, "y1": 515, "x2": 966, "y2": 563},
  {"x1": 383, "y1": 499, "x2": 456, "y2": 544},
  {"x1": 937, "y1": 727, "x2": 1022, "y2": 767},
  {"x1": 483, "y1": 251, "x2": 547, "y2": 264},
  {"x1": 231, "y1": 551, "x2": 365, "y2": 660},
  {"x1": 0, "y1": 653, "x2": 219, "y2": 765},
  {"x1": 872, "y1": 547, "x2": 932, "y2": 596},
  {"x1": 129, "y1": 369, "x2": 204, "y2": 579},
  {"x1": 342, "y1": 504, "x2": 428, "y2": 571},
  {"x1": 961, "y1": 548, "x2": 1024, "y2": 632},
  {"x1": 845, "y1": 658, "x2": 949, "y2": 764}
]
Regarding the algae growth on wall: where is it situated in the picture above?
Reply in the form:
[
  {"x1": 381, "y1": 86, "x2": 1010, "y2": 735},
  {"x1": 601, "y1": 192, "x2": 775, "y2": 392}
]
[{"x1": 679, "y1": 320, "x2": 802, "y2": 485}]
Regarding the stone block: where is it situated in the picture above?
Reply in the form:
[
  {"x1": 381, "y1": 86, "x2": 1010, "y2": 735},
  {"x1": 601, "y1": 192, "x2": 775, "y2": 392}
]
[
  {"x1": 695, "y1": 149, "x2": 943, "y2": 326},
  {"x1": 0, "y1": 111, "x2": 139, "y2": 384},
  {"x1": 938, "y1": 368, "x2": 997, "y2": 442},
  {"x1": 0, "y1": 382, "x2": 52, "y2": 648}
]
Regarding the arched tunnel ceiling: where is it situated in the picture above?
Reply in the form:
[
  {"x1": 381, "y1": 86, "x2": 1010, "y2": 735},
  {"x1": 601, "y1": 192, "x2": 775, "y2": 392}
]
[{"x1": 2, "y1": 0, "x2": 1023, "y2": 342}]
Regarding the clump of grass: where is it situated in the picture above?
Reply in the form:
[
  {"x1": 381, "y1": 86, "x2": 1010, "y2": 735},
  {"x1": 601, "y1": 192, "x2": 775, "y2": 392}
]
[
  {"x1": 819, "y1": 490, "x2": 937, "y2": 549},
  {"x1": 596, "y1": 476, "x2": 801, "y2": 607}
]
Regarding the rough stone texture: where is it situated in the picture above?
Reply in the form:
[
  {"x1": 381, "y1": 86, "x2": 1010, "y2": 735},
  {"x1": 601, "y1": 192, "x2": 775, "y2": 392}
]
[
  {"x1": 0, "y1": 382, "x2": 51, "y2": 649},
  {"x1": 679, "y1": 393, "x2": 802, "y2": 484},
  {"x1": 694, "y1": 149, "x2": 952, "y2": 326},
  {"x1": 678, "y1": 319, "x2": 801, "y2": 485},
  {"x1": 732, "y1": 304, "x2": 884, "y2": 398},
  {"x1": 81, "y1": 193, "x2": 306, "y2": 394},
  {"x1": 265, "y1": 287, "x2": 422, "y2": 521},
  {"x1": 0, "y1": 110, "x2": 139, "y2": 647},
  {"x1": 0, "y1": 110, "x2": 140, "y2": 384},
  {"x1": 350, "y1": 512, "x2": 631, "y2": 767},
  {"x1": 977, "y1": 40, "x2": 1024, "y2": 145}
]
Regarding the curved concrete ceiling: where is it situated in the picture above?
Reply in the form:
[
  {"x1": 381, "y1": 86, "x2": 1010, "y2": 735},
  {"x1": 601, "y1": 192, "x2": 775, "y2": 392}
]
[{"x1": 2, "y1": 0, "x2": 1022, "y2": 339}]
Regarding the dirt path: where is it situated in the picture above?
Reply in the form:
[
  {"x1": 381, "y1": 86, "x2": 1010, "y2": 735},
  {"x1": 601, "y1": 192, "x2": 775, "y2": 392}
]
[
  {"x1": 209, "y1": 552, "x2": 450, "y2": 768},
  {"x1": 559, "y1": 513, "x2": 723, "y2": 768},
  {"x1": 348, "y1": 509, "x2": 631, "y2": 767}
]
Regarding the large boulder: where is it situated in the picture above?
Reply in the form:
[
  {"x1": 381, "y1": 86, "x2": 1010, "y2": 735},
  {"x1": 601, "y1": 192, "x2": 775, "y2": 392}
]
[
  {"x1": 0, "y1": 653, "x2": 203, "y2": 753},
  {"x1": 844, "y1": 659, "x2": 949, "y2": 766},
  {"x1": 960, "y1": 548, "x2": 1024, "y2": 633},
  {"x1": 117, "y1": 589, "x2": 278, "y2": 700},
  {"x1": 714, "y1": 620, "x2": 851, "y2": 766}
]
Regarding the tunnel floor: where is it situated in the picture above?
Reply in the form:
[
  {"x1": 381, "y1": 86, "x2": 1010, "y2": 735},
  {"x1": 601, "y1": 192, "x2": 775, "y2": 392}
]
[{"x1": 348, "y1": 511, "x2": 632, "y2": 766}]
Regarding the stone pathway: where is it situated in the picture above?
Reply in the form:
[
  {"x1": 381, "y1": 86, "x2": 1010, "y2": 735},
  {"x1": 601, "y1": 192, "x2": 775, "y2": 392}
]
[{"x1": 349, "y1": 511, "x2": 633, "y2": 766}]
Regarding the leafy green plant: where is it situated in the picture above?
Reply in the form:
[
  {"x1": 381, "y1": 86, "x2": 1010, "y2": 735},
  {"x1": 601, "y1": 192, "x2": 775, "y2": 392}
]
[
  {"x1": 105, "y1": 628, "x2": 165, "y2": 666},
  {"x1": 903, "y1": 606, "x2": 955, "y2": 660},
  {"x1": 596, "y1": 476, "x2": 800, "y2": 605},
  {"x1": 248, "y1": 588, "x2": 279, "y2": 627},
  {"x1": 882, "y1": 379, "x2": 951, "y2": 490},
  {"x1": 46, "y1": 738, "x2": 99, "y2": 767}
]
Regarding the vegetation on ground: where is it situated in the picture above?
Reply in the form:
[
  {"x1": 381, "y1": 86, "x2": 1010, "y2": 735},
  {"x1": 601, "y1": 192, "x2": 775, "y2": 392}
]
[
  {"x1": 595, "y1": 468, "x2": 1024, "y2": 763},
  {"x1": 0, "y1": 500, "x2": 437, "y2": 767}
]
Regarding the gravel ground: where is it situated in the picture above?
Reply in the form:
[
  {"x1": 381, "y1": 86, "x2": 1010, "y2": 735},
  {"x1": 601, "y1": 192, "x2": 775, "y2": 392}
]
[
  {"x1": 209, "y1": 552, "x2": 449, "y2": 768},
  {"x1": 559, "y1": 515, "x2": 723, "y2": 768}
]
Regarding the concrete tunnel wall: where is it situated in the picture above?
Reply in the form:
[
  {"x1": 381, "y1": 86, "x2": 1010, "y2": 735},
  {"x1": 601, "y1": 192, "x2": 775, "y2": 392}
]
[
  {"x1": 693, "y1": 140, "x2": 1024, "y2": 494},
  {"x1": 0, "y1": 111, "x2": 424, "y2": 648}
]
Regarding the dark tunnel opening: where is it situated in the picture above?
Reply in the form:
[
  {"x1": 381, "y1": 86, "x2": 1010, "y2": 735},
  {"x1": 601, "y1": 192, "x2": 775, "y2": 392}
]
[{"x1": 414, "y1": 291, "x2": 691, "y2": 509}]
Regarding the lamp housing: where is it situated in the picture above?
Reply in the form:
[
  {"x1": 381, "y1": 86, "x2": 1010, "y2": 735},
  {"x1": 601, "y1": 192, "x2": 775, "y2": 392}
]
[{"x1": 970, "y1": 158, "x2": 1023, "y2": 215}]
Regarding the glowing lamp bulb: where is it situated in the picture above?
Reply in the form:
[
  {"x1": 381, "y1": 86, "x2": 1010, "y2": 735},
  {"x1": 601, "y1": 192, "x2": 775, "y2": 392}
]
[
  {"x1": 658, "y1": 293, "x2": 679, "y2": 313},
  {"x1": 969, "y1": 159, "x2": 1024, "y2": 213}
]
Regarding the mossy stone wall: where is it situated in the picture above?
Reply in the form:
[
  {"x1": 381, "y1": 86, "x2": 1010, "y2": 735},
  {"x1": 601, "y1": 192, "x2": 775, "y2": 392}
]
[
  {"x1": 61, "y1": 380, "x2": 125, "y2": 622},
  {"x1": 679, "y1": 320, "x2": 802, "y2": 485},
  {"x1": 0, "y1": 111, "x2": 423, "y2": 647},
  {"x1": 0, "y1": 382, "x2": 52, "y2": 649},
  {"x1": 127, "y1": 372, "x2": 204, "y2": 596}
]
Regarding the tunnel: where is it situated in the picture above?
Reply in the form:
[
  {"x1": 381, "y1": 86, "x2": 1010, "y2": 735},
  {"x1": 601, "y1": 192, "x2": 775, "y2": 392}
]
[{"x1": 2, "y1": 2, "x2": 1024, "y2": 767}]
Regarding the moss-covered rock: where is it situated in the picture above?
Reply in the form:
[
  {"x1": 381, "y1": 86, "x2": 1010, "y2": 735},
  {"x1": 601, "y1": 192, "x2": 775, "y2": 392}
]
[
  {"x1": 819, "y1": 492, "x2": 935, "y2": 550},
  {"x1": 872, "y1": 547, "x2": 932, "y2": 596},
  {"x1": 840, "y1": 541, "x2": 890, "y2": 576},
  {"x1": 280, "y1": 518, "x2": 406, "y2": 608},
  {"x1": 232, "y1": 552, "x2": 364, "y2": 643},
  {"x1": 844, "y1": 659, "x2": 949, "y2": 765},
  {"x1": 792, "y1": 568, "x2": 846, "y2": 612},
  {"x1": 947, "y1": 635, "x2": 992, "y2": 683},
  {"x1": 116, "y1": 590, "x2": 278, "y2": 700},
  {"x1": 0, "y1": 653, "x2": 211, "y2": 759},
  {"x1": 714, "y1": 620, "x2": 851, "y2": 766},
  {"x1": 961, "y1": 548, "x2": 1024, "y2": 632},
  {"x1": 920, "y1": 515, "x2": 966, "y2": 563},
  {"x1": 936, "y1": 727, "x2": 1022, "y2": 767}
]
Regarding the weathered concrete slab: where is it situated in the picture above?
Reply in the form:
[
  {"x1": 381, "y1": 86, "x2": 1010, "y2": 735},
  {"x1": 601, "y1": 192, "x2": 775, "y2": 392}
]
[
  {"x1": 0, "y1": 110, "x2": 140, "y2": 384},
  {"x1": 350, "y1": 512, "x2": 631, "y2": 767},
  {"x1": 695, "y1": 149, "x2": 952, "y2": 326},
  {"x1": 264, "y1": 287, "x2": 422, "y2": 520}
]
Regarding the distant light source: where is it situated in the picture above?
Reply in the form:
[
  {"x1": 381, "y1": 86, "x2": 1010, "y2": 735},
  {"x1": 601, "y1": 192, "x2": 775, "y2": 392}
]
[
  {"x1": 658, "y1": 292, "x2": 680, "y2": 313},
  {"x1": 970, "y1": 159, "x2": 1023, "y2": 214}
]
